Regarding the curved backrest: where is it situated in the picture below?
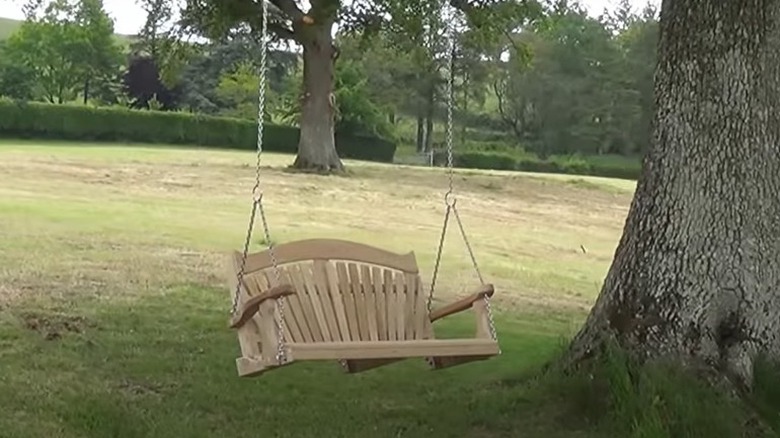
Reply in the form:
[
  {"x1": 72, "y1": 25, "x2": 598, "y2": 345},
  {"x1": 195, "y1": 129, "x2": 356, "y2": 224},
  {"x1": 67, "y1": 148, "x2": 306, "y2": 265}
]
[
  {"x1": 231, "y1": 239, "x2": 432, "y2": 344},
  {"x1": 240, "y1": 239, "x2": 420, "y2": 274}
]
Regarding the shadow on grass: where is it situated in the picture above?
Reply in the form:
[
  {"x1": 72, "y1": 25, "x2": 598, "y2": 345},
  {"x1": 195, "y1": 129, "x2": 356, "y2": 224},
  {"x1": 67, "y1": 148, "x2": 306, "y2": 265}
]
[{"x1": 2, "y1": 285, "x2": 780, "y2": 438}]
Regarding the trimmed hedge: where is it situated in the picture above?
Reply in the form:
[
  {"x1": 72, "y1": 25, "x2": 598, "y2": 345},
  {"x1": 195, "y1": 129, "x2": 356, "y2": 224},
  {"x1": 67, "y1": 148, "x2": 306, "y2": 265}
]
[
  {"x1": 434, "y1": 149, "x2": 642, "y2": 180},
  {"x1": 0, "y1": 100, "x2": 397, "y2": 163}
]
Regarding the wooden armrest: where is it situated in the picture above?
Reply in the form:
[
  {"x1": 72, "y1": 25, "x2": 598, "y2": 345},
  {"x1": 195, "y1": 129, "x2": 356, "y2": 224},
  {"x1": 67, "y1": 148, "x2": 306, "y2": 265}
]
[
  {"x1": 429, "y1": 284, "x2": 495, "y2": 322},
  {"x1": 229, "y1": 284, "x2": 296, "y2": 329}
]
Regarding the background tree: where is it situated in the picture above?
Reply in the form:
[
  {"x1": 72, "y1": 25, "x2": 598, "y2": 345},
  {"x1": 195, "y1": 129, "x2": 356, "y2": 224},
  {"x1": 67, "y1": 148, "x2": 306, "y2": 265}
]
[
  {"x1": 214, "y1": 59, "x2": 269, "y2": 119},
  {"x1": 179, "y1": 0, "x2": 349, "y2": 172},
  {"x1": 134, "y1": 0, "x2": 175, "y2": 62},
  {"x1": 567, "y1": 0, "x2": 780, "y2": 391},
  {"x1": 123, "y1": 54, "x2": 181, "y2": 110},
  {"x1": 4, "y1": 0, "x2": 87, "y2": 103},
  {"x1": 72, "y1": 0, "x2": 123, "y2": 103},
  {"x1": 0, "y1": 40, "x2": 37, "y2": 99},
  {"x1": 3, "y1": 0, "x2": 121, "y2": 104},
  {"x1": 178, "y1": 0, "x2": 528, "y2": 172}
]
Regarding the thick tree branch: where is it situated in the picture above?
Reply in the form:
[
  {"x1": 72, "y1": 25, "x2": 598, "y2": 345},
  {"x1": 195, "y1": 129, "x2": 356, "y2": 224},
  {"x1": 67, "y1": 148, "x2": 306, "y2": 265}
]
[
  {"x1": 268, "y1": 0, "x2": 305, "y2": 20},
  {"x1": 491, "y1": 78, "x2": 522, "y2": 139},
  {"x1": 268, "y1": 21, "x2": 298, "y2": 40}
]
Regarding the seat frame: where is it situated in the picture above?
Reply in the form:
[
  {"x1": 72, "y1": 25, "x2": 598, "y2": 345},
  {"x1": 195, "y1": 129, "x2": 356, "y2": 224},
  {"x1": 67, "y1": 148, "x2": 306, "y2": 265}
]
[{"x1": 227, "y1": 238, "x2": 499, "y2": 377}]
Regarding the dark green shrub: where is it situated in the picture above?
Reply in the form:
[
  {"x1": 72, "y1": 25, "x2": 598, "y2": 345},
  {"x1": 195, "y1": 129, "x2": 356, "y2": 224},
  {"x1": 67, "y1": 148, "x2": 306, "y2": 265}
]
[
  {"x1": 335, "y1": 133, "x2": 396, "y2": 163},
  {"x1": 0, "y1": 100, "x2": 397, "y2": 163},
  {"x1": 551, "y1": 155, "x2": 592, "y2": 175},
  {"x1": 428, "y1": 147, "x2": 642, "y2": 180},
  {"x1": 456, "y1": 151, "x2": 517, "y2": 170},
  {"x1": 515, "y1": 156, "x2": 561, "y2": 174}
]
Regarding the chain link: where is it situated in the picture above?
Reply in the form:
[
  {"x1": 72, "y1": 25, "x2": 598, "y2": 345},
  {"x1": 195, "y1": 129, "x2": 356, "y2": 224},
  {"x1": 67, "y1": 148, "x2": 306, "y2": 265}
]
[
  {"x1": 483, "y1": 294, "x2": 499, "y2": 342},
  {"x1": 230, "y1": 0, "x2": 288, "y2": 365}
]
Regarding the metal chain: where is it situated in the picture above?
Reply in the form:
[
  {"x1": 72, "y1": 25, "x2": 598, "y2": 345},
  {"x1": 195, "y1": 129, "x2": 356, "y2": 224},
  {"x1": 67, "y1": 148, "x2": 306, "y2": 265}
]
[
  {"x1": 452, "y1": 193, "x2": 497, "y2": 342},
  {"x1": 429, "y1": 4, "x2": 498, "y2": 344},
  {"x1": 229, "y1": 0, "x2": 287, "y2": 364},
  {"x1": 231, "y1": 202, "x2": 259, "y2": 316},
  {"x1": 427, "y1": 4, "x2": 457, "y2": 312},
  {"x1": 484, "y1": 293, "x2": 498, "y2": 342},
  {"x1": 428, "y1": 203, "x2": 452, "y2": 313},
  {"x1": 444, "y1": 12, "x2": 455, "y2": 204},
  {"x1": 451, "y1": 206, "x2": 483, "y2": 284},
  {"x1": 257, "y1": 0, "x2": 287, "y2": 364}
]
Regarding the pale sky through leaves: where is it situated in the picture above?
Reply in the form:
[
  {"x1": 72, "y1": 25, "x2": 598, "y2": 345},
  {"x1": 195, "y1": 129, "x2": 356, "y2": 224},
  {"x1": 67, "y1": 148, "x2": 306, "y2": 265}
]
[{"x1": 2, "y1": 0, "x2": 659, "y2": 35}]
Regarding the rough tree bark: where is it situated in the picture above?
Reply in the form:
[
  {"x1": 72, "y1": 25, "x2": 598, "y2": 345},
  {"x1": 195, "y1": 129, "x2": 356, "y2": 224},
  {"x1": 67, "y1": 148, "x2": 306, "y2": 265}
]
[
  {"x1": 568, "y1": 0, "x2": 780, "y2": 388},
  {"x1": 291, "y1": 20, "x2": 344, "y2": 173}
]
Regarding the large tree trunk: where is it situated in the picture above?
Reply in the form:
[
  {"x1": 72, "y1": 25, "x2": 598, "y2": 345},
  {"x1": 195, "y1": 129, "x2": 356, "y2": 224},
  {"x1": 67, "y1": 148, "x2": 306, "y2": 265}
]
[
  {"x1": 424, "y1": 83, "x2": 435, "y2": 153},
  {"x1": 416, "y1": 115, "x2": 425, "y2": 153},
  {"x1": 83, "y1": 78, "x2": 90, "y2": 104},
  {"x1": 292, "y1": 21, "x2": 344, "y2": 173},
  {"x1": 568, "y1": 0, "x2": 780, "y2": 389}
]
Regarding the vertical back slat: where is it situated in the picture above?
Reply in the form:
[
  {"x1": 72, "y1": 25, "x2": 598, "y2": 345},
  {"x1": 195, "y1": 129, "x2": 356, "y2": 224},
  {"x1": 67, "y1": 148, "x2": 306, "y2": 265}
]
[
  {"x1": 325, "y1": 262, "x2": 352, "y2": 341},
  {"x1": 362, "y1": 265, "x2": 379, "y2": 341},
  {"x1": 372, "y1": 266, "x2": 387, "y2": 340},
  {"x1": 264, "y1": 268, "x2": 306, "y2": 343},
  {"x1": 288, "y1": 264, "x2": 322, "y2": 342},
  {"x1": 337, "y1": 262, "x2": 360, "y2": 340},
  {"x1": 301, "y1": 263, "x2": 333, "y2": 341},
  {"x1": 246, "y1": 271, "x2": 267, "y2": 297},
  {"x1": 244, "y1": 274, "x2": 267, "y2": 357},
  {"x1": 257, "y1": 272, "x2": 297, "y2": 345},
  {"x1": 414, "y1": 275, "x2": 430, "y2": 339},
  {"x1": 403, "y1": 273, "x2": 418, "y2": 339},
  {"x1": 282, "y1": 266, "x2": 315, "y2": 343},
  {"x1": 312, "y1": 260, "x2": 343, "y2": 341},
  {"x1": 393, "y1": 272, "x2": 406, "y2": 340},
  {"x1": 349, "y1": 263, "x2": 369, "y2": 341},
  {"x1": 384, "y1": 269, "x2": 396, "y2": 340},
  {"x1": 247, "y1": 273, "x2": 270, "y2": 333}
]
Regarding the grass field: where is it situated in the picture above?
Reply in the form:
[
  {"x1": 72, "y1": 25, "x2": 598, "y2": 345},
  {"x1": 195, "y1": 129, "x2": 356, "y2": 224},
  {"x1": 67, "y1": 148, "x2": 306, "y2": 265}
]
[{"x1": 2, "y1": 140, "x2": 778, "y2": 438}]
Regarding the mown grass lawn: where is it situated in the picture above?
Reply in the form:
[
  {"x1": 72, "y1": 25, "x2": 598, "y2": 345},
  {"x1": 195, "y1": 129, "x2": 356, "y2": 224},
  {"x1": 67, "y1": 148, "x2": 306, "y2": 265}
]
[{"x1": 3, "y1": 141, "x2": 776, "y2": 438}]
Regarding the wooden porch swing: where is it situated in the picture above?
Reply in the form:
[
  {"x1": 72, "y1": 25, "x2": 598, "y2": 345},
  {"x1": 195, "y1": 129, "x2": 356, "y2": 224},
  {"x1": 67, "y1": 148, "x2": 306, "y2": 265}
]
[{"x1": 224, "y1": 0, "x2": 500, "y2": 378}]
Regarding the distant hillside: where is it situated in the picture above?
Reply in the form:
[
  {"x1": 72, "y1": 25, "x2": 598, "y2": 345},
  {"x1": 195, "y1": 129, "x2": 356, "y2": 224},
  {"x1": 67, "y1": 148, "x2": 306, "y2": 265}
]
[
  {"x1": 0, "y1": 17, "x2": 22, "y2": 40},
  {"x1": 0, "y1": 16, "x2": 136, "y2": 46}
]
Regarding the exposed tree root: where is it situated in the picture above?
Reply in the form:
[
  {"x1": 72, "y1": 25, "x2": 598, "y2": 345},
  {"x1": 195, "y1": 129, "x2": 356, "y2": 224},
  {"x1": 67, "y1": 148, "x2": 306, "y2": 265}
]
[{"x1": 290, "y1": 155, "x2": 345, "y2": 174}]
